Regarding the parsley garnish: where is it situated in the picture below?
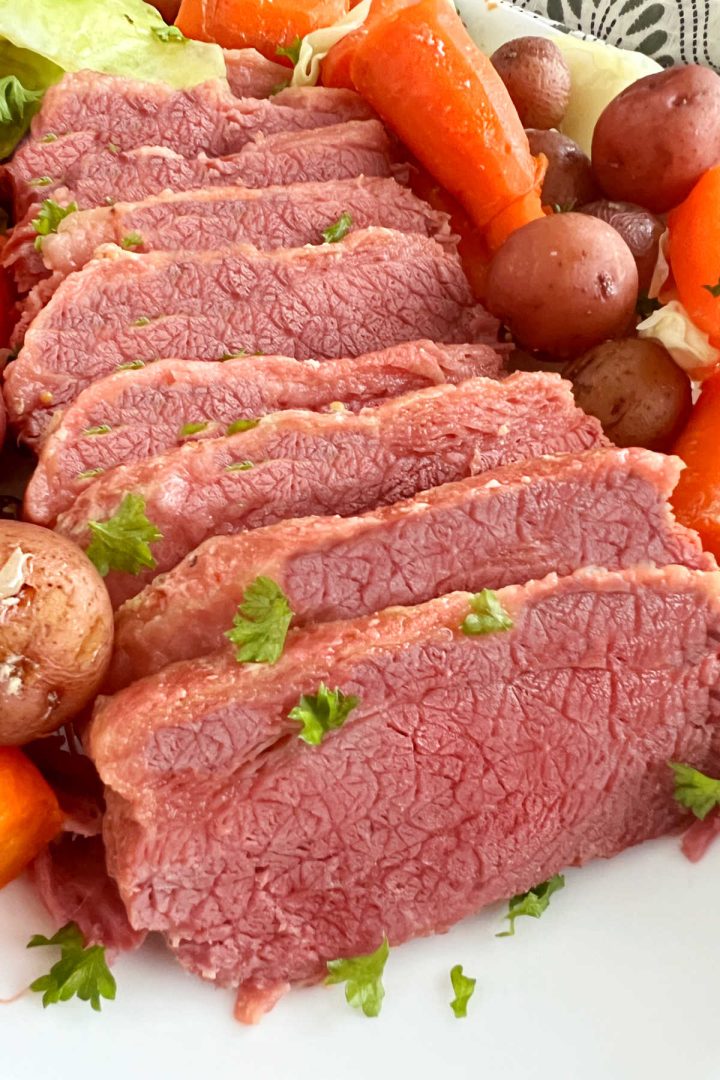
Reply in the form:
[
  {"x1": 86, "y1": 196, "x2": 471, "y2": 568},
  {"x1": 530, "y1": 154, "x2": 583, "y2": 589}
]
[
  {"x1": 82, "y1": 424, "x2": 111, "y2": 436},
  {"x1": 120, "y1": 232, "x2": 143, "y2": 250},
  {"x1": 636, "y1": 291, "x2": 662, "y2": 319},
  {"x1": 116, "y1": 359, "x2": 146, "y2": 371},
  {"x1": 226, "y1": 460, "x2": 254, "y2": 472},
  {"x1": 86, "y1": 492, "x2": 163, "y2": 577},
  {"x1": 106, "y1": 142, "x2": 120, "y2": 154},
  {"x1": 670, "y1": 762, "x2": 720, "y2": 820},
  {"x1": 27, "y1": 922, "x2": 116, "y2": 1012},
  {"x1": 326, "y1": 936, "x2": 389, "y2": 1018},
  {"x1": 289, "y1": 682, "x2": 359, "y2": 745},
  {"x1": 225, "y1": 576, "x2": 293, "y2": 663},
  {"x1": 276, "y1": 35, "x2": 302, "y2": 65},
  {"x1": 178, "y1": 421, "x2": 209, "y2": 437},
  {"x1": 31, "y1": 199, "x2": 78, "y2": 251},
  {"x1": 0, "y1": 77, "x2": 44, "y2": 158},
  {"x1": 461, "y1": 589, "x2": 513, "y2": 636},
  {"x1": 29, "y1": 176, "x2": 54, "y2": 187},
  {"x1": 321, "y1": 212, "x2": 353, "y2": 244},
  {"x1": 132, "y1": 317, "x2": 150, "y2": 327},
  {"x1": 497, "y1": 874, "x2": 565, "y2": 938},
  {"x1": 40, "y1": 133, "x2": 58, "y2": 144},
  {"x1": 151, "y1": 25, "x2": 187, "y2": 43},
  {"x1": 702, "y1": 278, "x2": 720, "y2": 298},
  {"x1": 449, "y1": 964, "x2": 476, "y2": 1018},
  {"x1": 226, "y1": 417, "x2": 259, "y2": 435},
  {"x1": 76, "y1": 468, "x2": 104, "y2": 480}
]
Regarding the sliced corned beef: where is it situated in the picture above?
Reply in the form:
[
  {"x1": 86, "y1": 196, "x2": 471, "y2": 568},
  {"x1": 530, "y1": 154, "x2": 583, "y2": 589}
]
[
  {"x1": 14, "y1": 177, "x2": 451, "y2": 309},
  {"x1": 30, "y1": 72, "x2": 373, "y2": 159},
  {"x1": 4, "y1": 119, "x2": 398, "y2": 220},
  {"x1": 54, "y1": 373, "x2": 606, "y2": 606},
  {"x1": 107, "y1": 447, "x2": 713, "y2": 689},
  {"x1": 26, "y1": 342, "x2": 505, "y2": 525},
  {"x1": 223, "y1": 49, "x2": 291, "y2": 98},
  {"x1": 5, "y1": 229, "x2": 494, "y2": 444},
  {"x1": 90, "y1": 564, "x2": 720, "y2": 1011}
]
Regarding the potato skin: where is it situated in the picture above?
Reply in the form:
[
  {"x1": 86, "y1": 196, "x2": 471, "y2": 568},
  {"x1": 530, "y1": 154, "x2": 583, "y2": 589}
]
[
  {"x1": 0, "y1": 522, "x2": 113, "y2": 745},
  {"x1": 491, "y1": 37, "x2": 571, "y2": 130},
  {"x1": 526, "y1": 129, "x2": 600, "y2": 210},
  {"x1": 580, "y1": 200, "x2": 664, "y2": 294},
  {"x1": 484, "y1": 212, "x2": 638, "y2": 357},
  {"x1": 566, "y1": 338, "x2": 692, "y2": 451},
  {"x1": 591, "y1": 65, "x2": 720, "y2": 213}
]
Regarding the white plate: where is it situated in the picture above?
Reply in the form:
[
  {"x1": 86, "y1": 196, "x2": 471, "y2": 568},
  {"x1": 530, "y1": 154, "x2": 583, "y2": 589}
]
[{"x1": 2, "y1": 4, "x2": 719, "y2": 1078}]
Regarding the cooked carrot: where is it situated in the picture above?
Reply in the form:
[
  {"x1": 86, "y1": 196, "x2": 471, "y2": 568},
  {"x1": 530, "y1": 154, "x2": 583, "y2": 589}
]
[
  {"x1": 350, "y1": 0, "x2": 544, "y2": 247},
  {"x1": 176, "y1": 0, "x2": 348, "y2": 58},
  {"x1": 671, "y1": 374, "x2": 720, "y2": 559},
  {"x1": 0, "y1": 747, "x2": 63, "y2": 889},
  {"x1": 669, "y1": 166, "x2": 720, "y2": 348},
  {"x1": 321, "y1": 0, "x2": 412, "y2": 90}
]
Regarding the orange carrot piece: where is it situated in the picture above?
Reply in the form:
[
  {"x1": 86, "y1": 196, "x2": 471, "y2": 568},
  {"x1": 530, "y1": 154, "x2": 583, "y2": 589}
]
[
  {"x1": 321, "y1": 0, "x2": 413, "y2": 90},
  {"x1": 0, "y1": 747, "x2": 63, "y2": 889},
  {"x1": 671, "y1": 374, "x2": 720, "y2": 559},
  {"x1": 176, "y1": 0, "x2": 348, "y2": 58},
  {"x1": 669, "y1": 166, "x2": 720, "y2": 348},
  {"x1": 350, "y1": 0, "x2": 544, "y2": 247}
]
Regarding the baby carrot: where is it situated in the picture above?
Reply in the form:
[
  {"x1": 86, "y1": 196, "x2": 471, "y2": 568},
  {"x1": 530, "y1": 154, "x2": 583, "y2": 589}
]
[
  {"x1": 0, "y1": 747, "x2": 63, "y2": 889},
  {"x1": 671, "y1": 373, "x2": 720, "y2": 559},
  {"x1": 350, "y1": 0, "x2": 544, "y2": 247},
  {"x1": 176, "y1": 0, "x2": 348, "y2": 57},
  {"x1": 669, "y1": 166, "x2": 720, "y2": 348}
]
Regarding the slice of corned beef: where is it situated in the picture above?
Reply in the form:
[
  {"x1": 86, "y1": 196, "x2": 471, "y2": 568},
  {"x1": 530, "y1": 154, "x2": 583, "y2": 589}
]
[
  {"x1": 107, "y1": 447, "x2": 714, "y2": 690},
  {"x1": 4, "y1": 119, "x2": 398, "y2": 221},
  {"x1": 5, "y1": 229, "x2": 495, "y2": 444},
  {"x1": 223, "y1": 49, "x2": 291, "y2": 98},
  {"x1": 90, "y1": 564, "x2": 720, "y2": 1014},
  {"x1": 14, "y1": 176, "x2": 451, "y2": 310},
  {"x1": 26, "y1": 342, "x2": 505, "y2": 525},
  {"x1": 54, "y1": 373, "x2": 606, "y2": 606},
  {"x1": 30, "y1": 72, "x2": 373, "y2": 159}
]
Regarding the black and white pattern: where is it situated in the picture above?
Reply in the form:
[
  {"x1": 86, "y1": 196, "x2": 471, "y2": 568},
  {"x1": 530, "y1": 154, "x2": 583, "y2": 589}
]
[{"x1": 517, "y1": 0, "x2": 720, "y2": 70}]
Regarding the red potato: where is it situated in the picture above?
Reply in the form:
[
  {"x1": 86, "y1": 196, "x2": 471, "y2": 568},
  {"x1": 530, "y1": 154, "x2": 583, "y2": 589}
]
[
  {"x1": 491, "y1": 37, "x2": 571, "y2": 130},
  {"x1": 0, "y1": 522, "x2": 114, "y2": 745},
  {"x1": 580, "y1": 200, "x2": 664, "y2": 294},
  {"x1": 484, "y1": 212, "x2": 638, "y2": 357},
  {"x1": 592, "y1": 65, "x2": 720, "y2": 213},
  {"x1": 526, "y1": 128, "x2": 600, "y2": 210}
]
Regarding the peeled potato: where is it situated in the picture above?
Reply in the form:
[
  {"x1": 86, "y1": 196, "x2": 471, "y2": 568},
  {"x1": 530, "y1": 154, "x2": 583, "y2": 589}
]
[{"x1": 0, "y1": 522, "x2": 113, "y2": 745}]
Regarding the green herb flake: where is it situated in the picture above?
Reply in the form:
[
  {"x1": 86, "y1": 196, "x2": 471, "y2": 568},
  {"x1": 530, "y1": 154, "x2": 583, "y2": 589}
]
[
  {"x1": 497, "y1": 874, "x2": 565, "y2": 938},
  {"x1": 636, "y1": 291, "x2": 662, "y2": 319},
  {"x1": 29, "y1": 176, "x2": 54, "y2": 188},
  {"x1": 220, "y1": 348, "x2": 247, "y2": 360},
  {"x1": 31, "y1": 199, "x2": 78, "y2": 250},
  {"x1": 276, "y1": 35, "x2": 302, "y2": 65},
  {"x1": 225, "y1": 576, "x2": 293, "y2": 664},
  {"x1": 226, "y1": 460, "x2": 254, "y2": 472},
  {"x1": 178, "y1": 420, "x2": 209, "y2": 437},
  {"x1": 151, "y1": 24, "x2": 187, "y2": 43},
  {"x1": 289, "y1": 682, "x2": 359, "y2": 746},
  {"x1": 0, "y1": 78, "x2": 45, "y2": 159},
  {"x1": 40, "y1": 133, "x2": 58, "y2": 144},
  {"x1": 461, "y1": 589, "x2": 513, "y2": 636},
  {"x1": 116, "y1": 359, "x2": 146, "y2": 371},
  {"x1": 106, "y1": 141, "x2": 121, "y2": 154},
  {"x1": 325, "y1": 936, "x2": 389, "y2": 1018},
  {"x1": 120, "y1": 232, "x2": 143, "y2": 250},
  {"x1": 82, "y1": 424, "x2": 111, "y2": 436},
  {"x1": 27, "y1": 921, "x2": 116, "y2": 1012},
  {"x1": 670, "y1": 762, "x2": 720, "y2": 820},
  {"x1": 702, "y1": 278, "x2": 720, "y2": 298},
  {"x1": 226, "y1": 417, "x2": 259, "y2": 436},
  {"x1": 321, "y1": 211, "x2": 353, "y2": 244},
  {"x1": 449, "y1": 964, "x2": 476, "y2": 1019},
  {"x1": 76, "y1": 468, "x2": 104, "y2": 481},
  {"x1": 132, "y1": 316, "x2": 150, "y2": 327},
  {"x1": 86, "y1": 492, "x2": 163, "y2": 577}
]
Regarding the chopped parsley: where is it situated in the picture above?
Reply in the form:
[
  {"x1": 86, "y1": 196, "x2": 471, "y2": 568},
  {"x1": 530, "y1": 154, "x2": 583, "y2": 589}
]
[
  {"x1": 636, "y1": 291, "x2": 662, "y2": 319},
  {"x1": 461, "y1": 589, "x2": 513, "y2": 636},
  {"x1": 151, "y1": 25, "x2": 187, "y2": 43},
  {"x1": 82, "y1": 424, "x2": 111, "y2": 436},
  {"x1": 226, "y1": 417, "x2": 259, "y2": 436},
  {"x1": 116, "y1": 359, "x2": 146, "y2": 371},
  {"x1": 120, "y1": 232, "x2": 143, "y2": 250},
  {"x1": 226, "y1": 460, "x2": 254, "y2": 472},
  {"x1": 76, "y1": 468, "x2": 104, "y2": 481},
  {"x1": 321, "y1": 212, "x2": 353, "y2": 244},
  {"x1": 27, "y1": 922, "x2": 116, "y2": 1012},
  {"x1": 29, "y1": 176, "x2": 54, "y2": 188},
  {"x1": 225, "y1": 576, "x2": 293, "y2": 664},
  {"x1": 325, "y1": 936, "x2": 389, "y2": 1018},
  {"x1": 178, "y1": 421, "x2": 209, "y2": 437},
  {"x1": 670, "y1": 762, "x2": 720, "y2": 820},
  {"x1": 497, "y1": 874, "x2": 565, "y2": 938},
  {"x1": 0, "y1": 77, "x2": 44, "y2": 158},
  {"x1": 31, "y1": 199, "x2": 78, "y2": 251},
  {"x1": 106, "y1": 142, "x2": 121, "y2": 154},
  {"x1": 449, "y1": 964, "x2": 476, "y2": 1018},
  {"x1": 40, "y1": 132, "x2": 58, "y2": 144},
  {"x1": 702, "y1": 278, "x2": 720, "y2": 298},
  {"x1": 289, "y1": 682, "x2": 359, "y2": 746},
  {"x1": 86, "y1": 492, "x2": 163, "y2": 577},
  {"x1": 132, "y1": 316, "x2": 151, "y2": 327},
  {"x1": 276, "y1": 35, "x2": 302, "y2": 65}
]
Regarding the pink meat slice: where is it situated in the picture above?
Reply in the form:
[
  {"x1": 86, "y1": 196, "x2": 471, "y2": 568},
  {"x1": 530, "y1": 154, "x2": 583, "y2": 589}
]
[
  {"x1": 223, "y1": 49, "x2": 291, "y2": 98},
  {"x1": 54, "y1": 372, "x2": 606, "y2": 606},
  {"x1": 26, "y1": 342, "x2": 505, "y2": 525},
  {"x1": 89, "y1": 564, "x2": 720, "y2": 1013},
  {"x1": 5, "y1": 228, "x2": 495, "y2": 444},
  {"x1": 108, "y1": 447, "x2": 714, "y2": 690}
]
